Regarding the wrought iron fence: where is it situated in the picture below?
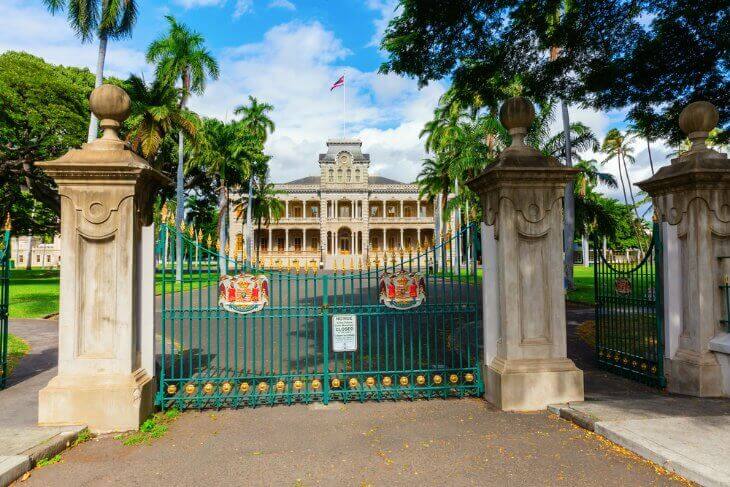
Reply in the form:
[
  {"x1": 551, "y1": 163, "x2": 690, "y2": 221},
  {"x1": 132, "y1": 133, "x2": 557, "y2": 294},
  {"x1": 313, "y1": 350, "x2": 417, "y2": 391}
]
[
  {"x1": 593, "y1": 224, "x2": 666, "y2": 387},
  {"x1": 155, "y1": 213, "x2": 483, "y2": 409},
  {"x1": 0, "y1": 221, "x2": 10, "y2": 389}
]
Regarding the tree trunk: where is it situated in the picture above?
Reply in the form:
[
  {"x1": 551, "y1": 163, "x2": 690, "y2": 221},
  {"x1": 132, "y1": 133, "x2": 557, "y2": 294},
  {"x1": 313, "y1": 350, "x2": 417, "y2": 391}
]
[
  {"x1": 582, "y1": 234, "x2": 590, "y2": 268},
  {"x1": 245, "y1": 177, "x2": 255, "y2": 263},
  {"x1": 620, "y1": 151, "x2": 646, "y2": 251},
  {"x1": 647, "y1": 138, "x2": 655, "y2": 175},
  {"x1": 87, "y1": 34, "x2": 108, "y2": 143},
  {"x1": 256, "y1": 218, "x2": 262, "y2": 264},
  {"x1": 561, "y1": 100, "x2": 576, "y2": 290},
  {"x1": 175, "y1": 69, "x2": 191, "y2": 281},
  {"x1": 218, "y1": 182, "x2": 229, "y2": 275},
  {"x1": 25, "y1": 234, "x2": 33, "y2": 271}
]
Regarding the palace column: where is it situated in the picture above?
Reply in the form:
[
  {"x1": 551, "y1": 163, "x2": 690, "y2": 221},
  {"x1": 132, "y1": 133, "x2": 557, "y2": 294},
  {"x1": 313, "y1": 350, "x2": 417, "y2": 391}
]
[
  {"x1": 637, "y1": 102, "x2": 730, "y2": 397},
  {"x1": 37, "y1": 85, "x2": 169, "y2": 431},
  {"x1": 400, "y1": 200, "x2": 404, "y2": 218},
  {"x1": 285, "y1": 229, "x2": 289, "y2": 252},
  {"x1": 383, "y1": 228, "x2": 387, "y2": 250},
  {"x1": 285, "y1": 200, "x2": 289, "y2": 218},
  {"x1": 467, "y1": 97, "x2": 583, "y2": 411},
  {"x1": 416, "y1": 200, "x2": 420, "y2": 218},
  {"x1": 268, "y1": 228, "x2": 273, "y2": 253},
  {"x1": 417, "y1": 228, "x2": 421, "y2": 246},
  {"x1": 400, "y1": 228, "x2": 404, "y2": 249}
]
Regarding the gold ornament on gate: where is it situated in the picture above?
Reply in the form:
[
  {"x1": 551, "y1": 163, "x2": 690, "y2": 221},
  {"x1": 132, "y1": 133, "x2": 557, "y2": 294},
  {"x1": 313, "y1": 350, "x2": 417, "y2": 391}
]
[
  {"x1": 382, "y1": 376, "x2": 392, "y2": 387},
  {"x1": 275, "y1": 380, "x2": 286, "y2": 392},
  {"x1": 221, "y1": 382, "x2": 233, "y2": 394},
  {"x1": 166, "y1": 384, "x2": 178, "y2": 395},
  {"x1": 331, "y1": 378, "x2": 341, "y2": 389},
  {"x1": 349, "y1": 377, "x2": 359, "y2": 388},
  {"x1": 203, "y1": 382, "x2": 214, "y2": 395},
  {"x1": 365, "y1": 376, "x2": 375, "y2": 387},
  {"x1": 432, "y1": 374, "x2": 443, "y2": 385},
  {"x1": 184, "y1": 383, "x2": 196, "y2": 395},
  {"x1": 240, "y1": 382, "x2": 250, "y2": 393},
  {"x1": 293, "y1": 379, "x2": 304, "y2": 391},
  {"x1": 415, "y1": 375, "x2": 426, "y2": 386},
  {"x1": 258, "y1": 381, "x2": 269, "y2": 393},
  {"x1": 399, "y1": 376, "x2": 409, "y2": 387},
  {"x1": 449, "y1": 374, "x2": 459, "y2": 384},
  {"x1": 311, "y1": 378, "x2": 321, "y2": 390},
  {"x1": 464, "y1": 373, "x2": 474, "y2": 383}
]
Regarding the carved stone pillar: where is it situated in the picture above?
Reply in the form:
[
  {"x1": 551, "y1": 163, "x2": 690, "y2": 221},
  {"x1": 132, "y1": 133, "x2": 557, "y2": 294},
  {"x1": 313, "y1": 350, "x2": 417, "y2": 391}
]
[
  {"x1": 637, "y1": 102, "x2": 730, "y2": 397},
  {"x1": 467, "y1": 97, "x2": 583, "y2": 411},
  {"x1": 37, "y1": 85, "x2": 169, "y2": 432}
]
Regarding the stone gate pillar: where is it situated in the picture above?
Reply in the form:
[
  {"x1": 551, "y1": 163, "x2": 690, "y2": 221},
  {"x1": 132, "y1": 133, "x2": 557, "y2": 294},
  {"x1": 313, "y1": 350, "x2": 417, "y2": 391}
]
[
  {"x1": 467, "y1": 97, "x2": 584, "y2": 410},
  {"x1": 37, "y1": 84, "x2": 169, "y2": 431},
  {"x1": 637, "y1": 102, "x2": 730, "y2": 397}
]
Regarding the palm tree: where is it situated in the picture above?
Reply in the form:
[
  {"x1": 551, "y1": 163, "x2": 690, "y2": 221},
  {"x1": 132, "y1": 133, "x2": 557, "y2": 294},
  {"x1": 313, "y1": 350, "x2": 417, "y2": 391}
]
[
  {"x1": 147, "y1": 15, "x2": 219, "y2": 279},
  {"x1": 43, "y1": 0, "x2": 138, "y2": 142},
  {"x1": 234, "y1": 96, "x2": 276, "y2": 258},
  {"x1": 234, "y1": 176, "x2": 285, "y2": 262},
  {"x1": 125, "y1": 74, "x2": 199, "y2": 166}
]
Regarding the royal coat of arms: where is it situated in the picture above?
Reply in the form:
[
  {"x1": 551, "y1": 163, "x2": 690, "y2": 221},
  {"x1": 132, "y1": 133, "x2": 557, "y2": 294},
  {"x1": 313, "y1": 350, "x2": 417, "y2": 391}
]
[
  {"x1": 379, "y1": 271, "x2": 426, "y2": 310},
  {"x1": 614, "y1": 278, "x2": 632, "y2": 295},
  {"x1": 219, "y1": 274, "x2": 269, "y2": 314}
]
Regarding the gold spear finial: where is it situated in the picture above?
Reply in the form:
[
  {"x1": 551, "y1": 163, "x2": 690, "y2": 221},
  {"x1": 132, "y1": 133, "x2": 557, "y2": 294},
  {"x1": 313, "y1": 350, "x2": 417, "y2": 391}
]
[
  {"x1": 188, "y1": 225, "x2": 195, "y2": 238},
  {"x1": 3, "y1": 213, "x2": 11, "y2": 231},
  {"x1": 197, "y1": 229, "x2": 203, "y2": 242},
  {"x1": 724, "y1": 274, "x2": 729, "y2": 285},
  {"x1": 207, "y1": 235, "x2": 213, "y2": 248},
  {"x1": 349, "y1": 257, "x2": 354, "y2": 271},
  {"x1": 215, "y1": 241, "x2": 221, "y2": 251},
  {"x1": 180, "y1": 221, "x2": 186, "y2": 233},
  {"x1": 224, "y1": 241, "x2": 230, "y2": 255},
  {"x1": 161, "y1": 203, "x2": 168, "y2": 222}
]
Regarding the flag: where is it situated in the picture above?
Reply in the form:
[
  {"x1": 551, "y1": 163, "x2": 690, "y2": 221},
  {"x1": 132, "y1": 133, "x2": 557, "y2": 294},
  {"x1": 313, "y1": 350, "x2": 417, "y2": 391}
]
[{"x1": 330, "y1": 75, "x2": 345, "y2": 91}]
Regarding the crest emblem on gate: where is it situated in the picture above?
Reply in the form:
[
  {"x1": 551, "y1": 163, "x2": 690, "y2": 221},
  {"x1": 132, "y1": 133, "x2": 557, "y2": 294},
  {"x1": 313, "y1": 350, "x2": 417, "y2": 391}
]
[
  {"x1": 614, "y1": 278, "x2": 632, "y2": 295},
  {"x1": 379, "y1": 271, "x2": 426, "y2": 310},
  {"x1": 219, "y1": 273, "x2": 269, "y2": 314}
]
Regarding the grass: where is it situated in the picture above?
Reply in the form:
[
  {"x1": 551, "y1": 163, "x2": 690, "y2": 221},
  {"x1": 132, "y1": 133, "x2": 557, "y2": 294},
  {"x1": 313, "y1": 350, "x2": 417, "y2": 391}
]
[
  {"x1": 2, "y1": 334, "x2": 30, "y2": 379},
  {"x1": 568, "y1": 265, "x2": 595, "y2": 305},
  {"x1": 115, "y1": 408, "x2": 181, "y2": 446},
  {"x1": 8, "y1": 269, "x2": 60, "y2": 319},
  {"x1": 35, "y1": 454, "x2": 62, "y2": 468}
]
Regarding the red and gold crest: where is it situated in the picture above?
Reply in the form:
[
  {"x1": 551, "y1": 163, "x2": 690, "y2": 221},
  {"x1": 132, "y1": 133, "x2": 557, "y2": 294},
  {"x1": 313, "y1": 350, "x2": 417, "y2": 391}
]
[
  {"x1": 614, "y1": 278, "x2": 632, "y2": 295},
  {"x1": 219, "y1": 273, "x2": 269, "y2": 314},
  {"x1": 378, "y1": 271, "x2": 426, "y2": 310}
]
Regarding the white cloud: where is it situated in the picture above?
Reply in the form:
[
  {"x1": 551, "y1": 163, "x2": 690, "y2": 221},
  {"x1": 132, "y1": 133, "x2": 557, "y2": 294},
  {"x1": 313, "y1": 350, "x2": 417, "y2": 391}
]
[
  {"x1": 268, "y1": 0, "x2": 296, "y2": 10},
  {"x1": 0, "y1": 0, "x2": 147, "y2": 79},
  {"x1": 191, "y1": 21, "x2": 445, "y2": 184},
  {"x1": 234, "y1": 0, "x2": 254, "y2": 17},
  {"x1": 365, "y1": 0, "x2": 400, "y2": 48}
]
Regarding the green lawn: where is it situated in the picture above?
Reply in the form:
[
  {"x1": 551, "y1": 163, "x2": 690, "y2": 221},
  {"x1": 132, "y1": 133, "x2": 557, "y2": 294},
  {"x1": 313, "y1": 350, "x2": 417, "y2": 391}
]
[
  {"x1": 2, "y1": 334, "x2": 30, "y2": 380},
  {"x1": 8, "y1": 269, "x2": 60, "y2": 319},
  {"x1": 569, "y1": 265, "x2": 595, "y2": 305}
]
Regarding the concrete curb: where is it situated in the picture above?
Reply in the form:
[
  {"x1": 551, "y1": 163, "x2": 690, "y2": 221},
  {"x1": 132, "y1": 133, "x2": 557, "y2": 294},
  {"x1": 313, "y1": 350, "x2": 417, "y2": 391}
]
[
  {"x1": 550, "y1": 404, "x2": 728, "y2": 487},
  {"x1": 0, "y1": 426, "x2": 85, "y2": 487}
]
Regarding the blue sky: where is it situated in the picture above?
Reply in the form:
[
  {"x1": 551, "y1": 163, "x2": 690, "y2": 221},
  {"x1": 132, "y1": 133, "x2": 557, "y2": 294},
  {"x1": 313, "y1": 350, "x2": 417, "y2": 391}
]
[{"x1": 0, "y1": 0, "x2": 668, "y2": 192}]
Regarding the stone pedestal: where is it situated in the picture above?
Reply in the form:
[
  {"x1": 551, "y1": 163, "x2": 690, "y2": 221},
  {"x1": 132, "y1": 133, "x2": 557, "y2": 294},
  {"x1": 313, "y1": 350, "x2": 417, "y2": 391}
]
[
  {"x1": 37, "y1": 85, "x2": 169, "y2": 432},
  {"x1": 468, "y1": 97, "x2": 584, "y2": 411},
  {"x1": 638, "y1": 102, "x2": 730, "y2": 397}
]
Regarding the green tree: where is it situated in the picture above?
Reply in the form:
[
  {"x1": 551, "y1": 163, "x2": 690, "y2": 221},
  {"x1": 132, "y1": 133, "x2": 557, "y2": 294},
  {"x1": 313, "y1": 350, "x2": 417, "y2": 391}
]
[
  {"x1": 42, "y1": 0, "x2": 138, "y2": 142},
  {"x1": 0, "y1": 51, "x2": 94, "y2": 221},
  {"x1": 234, "y1": 175, "x2": 284, "y2": 262},
  {"x1": 147, "y1": 15, "x2": 220, "y2": 278},
  {"x1": 124, "y1": 74, "x2": 200, "y2": 166}
]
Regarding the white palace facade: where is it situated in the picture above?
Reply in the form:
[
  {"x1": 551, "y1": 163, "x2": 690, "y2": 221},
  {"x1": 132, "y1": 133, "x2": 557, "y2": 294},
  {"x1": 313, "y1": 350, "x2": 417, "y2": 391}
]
[{"x1": 229, "y1": 139, "x2": 442, "y2": 269}]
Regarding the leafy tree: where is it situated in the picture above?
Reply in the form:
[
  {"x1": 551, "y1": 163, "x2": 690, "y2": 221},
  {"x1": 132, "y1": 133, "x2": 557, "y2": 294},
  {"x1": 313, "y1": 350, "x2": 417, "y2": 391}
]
[
  {"x1": 0, "y1": 51, "x2": 94, "y2": 223},
  {"x1": 233, "y1": 175, "x2": 284, "y2": 262},
  {"x1": 43, "y1": 0, "x2": 138, "y2": 142},
  {"x1": 147, "y1": 15, "x2": 219, "y2": 278}
]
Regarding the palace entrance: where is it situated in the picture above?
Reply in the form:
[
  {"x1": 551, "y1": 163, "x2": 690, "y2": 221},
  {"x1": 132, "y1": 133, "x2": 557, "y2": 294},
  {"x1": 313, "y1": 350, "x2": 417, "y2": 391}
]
[
  {"x1": 155, "y1": 221, "x2": 483, "y2": 409},
  {"x1": 337, "y1": 227, "x2": 351, "y2": 254}
]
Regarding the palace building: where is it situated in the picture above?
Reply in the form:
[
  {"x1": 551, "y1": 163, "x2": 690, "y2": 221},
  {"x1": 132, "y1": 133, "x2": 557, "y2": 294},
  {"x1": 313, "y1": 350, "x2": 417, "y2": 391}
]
[{"x1": 229, "y1": 138, "x2": 443, "y2": 269}]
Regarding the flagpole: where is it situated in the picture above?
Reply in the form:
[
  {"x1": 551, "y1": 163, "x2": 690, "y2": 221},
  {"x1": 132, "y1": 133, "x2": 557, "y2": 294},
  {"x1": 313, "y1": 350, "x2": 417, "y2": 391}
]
[{"x1": 343, "y1": 74, "x2": 346, "y2": 139}]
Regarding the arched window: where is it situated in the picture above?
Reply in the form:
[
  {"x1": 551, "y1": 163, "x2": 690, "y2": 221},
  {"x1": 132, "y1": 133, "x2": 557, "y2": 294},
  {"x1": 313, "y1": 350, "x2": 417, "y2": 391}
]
[
  {"x1": 355, "y1": 169, "x2": 360, "y2": 181},
  {"x1": 346, "y1": 168, "x2": 352, "y2": 182},
  {"x1": 328, "y1": 169, "x2": 334, "y2": 182},
  {"x1": 337, "y1": 169, "x2": 343, "y2": 181}
]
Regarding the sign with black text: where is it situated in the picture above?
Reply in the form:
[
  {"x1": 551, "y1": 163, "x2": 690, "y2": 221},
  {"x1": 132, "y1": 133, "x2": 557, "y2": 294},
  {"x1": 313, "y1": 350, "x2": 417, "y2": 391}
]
[{"x1": 332, "y1": 314, "x2": 357, "y2": 352}]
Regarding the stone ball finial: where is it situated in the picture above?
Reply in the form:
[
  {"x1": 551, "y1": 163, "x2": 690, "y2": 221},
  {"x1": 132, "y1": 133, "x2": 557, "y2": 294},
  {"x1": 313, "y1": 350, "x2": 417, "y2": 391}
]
[
  {"x1": 89, "y1": 84, "x2": 131, "y2": 141},
  {"x1": 500, "y1": 97, "x2": 535, "y2": 147},
  {"x1": 679, "y1": 101, "x2": 718, "y2": 151}
]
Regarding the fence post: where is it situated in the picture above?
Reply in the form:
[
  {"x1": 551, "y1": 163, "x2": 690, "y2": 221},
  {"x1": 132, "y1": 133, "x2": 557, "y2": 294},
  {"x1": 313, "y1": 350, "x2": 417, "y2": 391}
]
[
  {"x1": 637, "y1": 101, "x2": 730, "y2": 397},
  {"x1": 467, "y1": 97, "x2": 583, "y2": 410},
  {"x1": 36, "y1": 85, "x2": 170, "y2": 431}
]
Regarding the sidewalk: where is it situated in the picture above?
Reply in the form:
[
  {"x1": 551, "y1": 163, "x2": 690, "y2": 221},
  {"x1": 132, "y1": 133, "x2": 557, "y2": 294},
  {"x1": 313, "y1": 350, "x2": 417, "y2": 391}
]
[
  {"x1": 0, "y1": 320, "x2": 84, "y2": 487},
  {"x1": 560, "y1": 305, "x2": 730, "y2": 487}
]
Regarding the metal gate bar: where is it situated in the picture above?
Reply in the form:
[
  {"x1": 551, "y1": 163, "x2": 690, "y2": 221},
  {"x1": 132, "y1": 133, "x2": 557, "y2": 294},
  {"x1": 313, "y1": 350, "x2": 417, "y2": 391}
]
[{"x1": 0, "y1": 224, "x2": 10, "y2": 389}]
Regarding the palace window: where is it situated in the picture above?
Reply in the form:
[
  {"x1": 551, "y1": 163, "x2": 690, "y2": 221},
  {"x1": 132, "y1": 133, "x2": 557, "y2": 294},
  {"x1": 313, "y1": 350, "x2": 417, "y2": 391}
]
[
  {"x1": 346, "y1": 168, "x2": 351, "y2": 182},
  {"x1": 328, "y1": 169, "x2": 334, "y2": 182},
  {"x1": 355, "y1": 169, "x2": 360, "y2": 182},
  {"x1": 404, "y1": 206, "x2": 412, "y2": 217},
  {"x1": 370, "y1": 206, "x2": 378, "y2": 216},
  {"x1": 311, "y1": 206, "x2": 319, "y2": 217},
  {"x1": 337, "y1": 169, "x2": 343, "y2": 181}
]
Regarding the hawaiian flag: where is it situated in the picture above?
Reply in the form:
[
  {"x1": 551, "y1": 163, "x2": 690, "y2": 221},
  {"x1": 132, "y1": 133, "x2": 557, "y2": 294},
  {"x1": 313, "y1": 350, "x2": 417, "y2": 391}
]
[{"x1": 330, "y1": 75, "x2": 345, "y2": 91}]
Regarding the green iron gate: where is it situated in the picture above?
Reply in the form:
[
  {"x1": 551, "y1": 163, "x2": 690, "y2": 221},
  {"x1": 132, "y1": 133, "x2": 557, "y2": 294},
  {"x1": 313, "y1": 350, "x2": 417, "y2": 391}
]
[
  {"x1": 155, "y1": 215, "x2": 483, "y2": 409},
  {"x1": 593, "y1": 224, "x2": 665, "y2": 387},
  {"x1": 0, "y1": 219, "x2": 10, "y2": 389}
]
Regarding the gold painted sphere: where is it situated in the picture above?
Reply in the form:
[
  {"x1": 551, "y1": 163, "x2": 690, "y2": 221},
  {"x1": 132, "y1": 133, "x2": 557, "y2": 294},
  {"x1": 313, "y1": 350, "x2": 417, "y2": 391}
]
[
  {"x1": 293, "y1": 380, "x2": 304, "y2": 391},
  {"x1": 449, "y1": 374, "x2": 459, "y2": 384},
  {"x1": 416, "y1": 375, "x2": 426, "y2": 386},
  {"x1": 399, "y1": 376, "x2": 409, "y2": 387},
  {"x1": 382, "y1": 376, "x2": 393, "y2": 387},
  {"x1": 432, "y1": 374, "x2": 443, "y2": 385},
  {"x1": 166, "y1": 384, "x2": 178, "y2": 395},
  {"x1": 275, "y1": 380, "x2": 286, "y2": 392},
  {"x1": 464, "y1": 373, "x2": 475, "y2": 383},
  {"x1": 203, "y1": 382, "x2": 214, "y2": 395},
  {"x1": 258, "y1": 381, "x2": 269, "y2": 393},
  {"x1": 331, "y1": 378, "x2": 341, "y2": 389},
  {"x1": 365, "y1": 377, "x2": 376, "y2": 387},
  {"x1": 349, "y1": 377, "x2": 359, "y2": 388},
  {"x1": 221, "y1": 382, "x2": 233, "y2": 394},
  {"x1": 240, "y1": 382, "x2": 250, "y2": 393},
  {"x1": 184, "y1": 383, "x2": 196, "y2": 395},
  {"x1": 311, "y1": 379, "x2": 321, "y2": 390}
]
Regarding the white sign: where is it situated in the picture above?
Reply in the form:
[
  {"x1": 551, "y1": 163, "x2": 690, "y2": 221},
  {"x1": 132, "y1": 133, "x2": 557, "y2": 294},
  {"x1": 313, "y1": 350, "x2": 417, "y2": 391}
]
[{"x1": 332, "y1": 314, "x2": 357, "y2": 352}]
